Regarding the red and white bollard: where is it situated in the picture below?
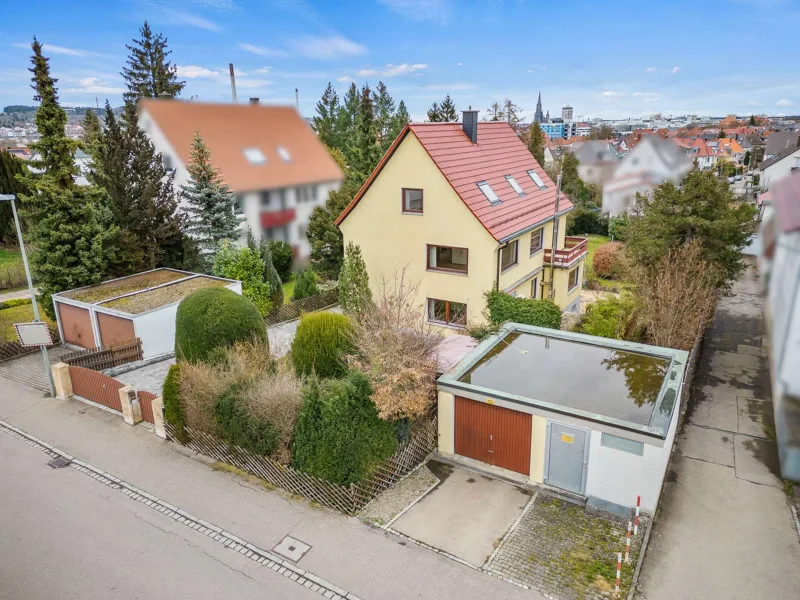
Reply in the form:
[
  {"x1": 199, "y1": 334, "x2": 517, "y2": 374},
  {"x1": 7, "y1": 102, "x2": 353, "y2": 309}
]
[
  {"x1": 633, "y1": 495, "x2": 641, "y2": 536},
  {"x1": 614, "y1": 551, "x2": 622, "y2": 597},
  {"x1": 625, "y1": 521, "x2": 632, "y2": 563}
]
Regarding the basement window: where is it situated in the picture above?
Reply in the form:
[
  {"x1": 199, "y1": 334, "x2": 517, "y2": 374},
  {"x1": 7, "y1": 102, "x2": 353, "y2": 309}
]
[
  {"x1": 506, "y1": 175, "x2": 525, "y2": 196},
  {"x1": 243, "y1": 147, "x2": 267, "y2": 165},
  {"x1": 477, "y1": 181, "x2": 501, "y2": 204},
  {"x1": 527, "y1": 169, "x2": 547, "y2": 189}
]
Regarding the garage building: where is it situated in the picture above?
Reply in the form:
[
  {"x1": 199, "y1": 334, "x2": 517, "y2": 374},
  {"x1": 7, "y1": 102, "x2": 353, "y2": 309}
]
[{"x1": 437, "y1": 323, "x2": 688, "y2": 514}]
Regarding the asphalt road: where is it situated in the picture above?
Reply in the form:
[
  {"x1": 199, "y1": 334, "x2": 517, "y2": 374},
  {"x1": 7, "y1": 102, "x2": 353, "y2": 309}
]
[{"x1": 0, "y1": 433, "x2": 318, "y2": 600}]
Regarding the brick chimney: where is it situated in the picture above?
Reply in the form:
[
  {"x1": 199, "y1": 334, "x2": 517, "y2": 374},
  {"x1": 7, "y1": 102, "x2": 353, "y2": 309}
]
[{"x1": 462, "y1": 110, "x2": 479, "y2": 144}]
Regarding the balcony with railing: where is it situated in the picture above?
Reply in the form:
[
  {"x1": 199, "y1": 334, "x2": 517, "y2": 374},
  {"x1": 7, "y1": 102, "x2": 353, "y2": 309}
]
[
  {"x1": 260, "y1": 208, "x2": 296, "y2": 229},
  {"x1": 543, "y1": 236, "x2": 588, "y2": 268}
]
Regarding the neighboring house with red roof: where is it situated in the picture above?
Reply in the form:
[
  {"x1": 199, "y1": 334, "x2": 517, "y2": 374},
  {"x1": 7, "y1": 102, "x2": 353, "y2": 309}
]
[
  {"x1": 138, "y1": 98, "x2": 344, "y2": 262},
  {"x1": 336, "y1": 111, "x2": 586, "y2": 332}
]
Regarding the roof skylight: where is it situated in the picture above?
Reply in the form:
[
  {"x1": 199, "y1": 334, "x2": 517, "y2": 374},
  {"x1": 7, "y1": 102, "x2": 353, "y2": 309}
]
[
  {"x1": 527, "y1": 169, "x2": 547, "y2": 189},
  {"x1": 477, "y1": 181, "x2": 501, "y2": 204},
  {"x1": 277, "y1": 146, "x2": 291, "y2": 162},
  {"x1": 243, "y1": 147, "x2": 267, "y2": 165},
  {"x1": 505, "y1": 175, "x2": 525, "y2": 196}
]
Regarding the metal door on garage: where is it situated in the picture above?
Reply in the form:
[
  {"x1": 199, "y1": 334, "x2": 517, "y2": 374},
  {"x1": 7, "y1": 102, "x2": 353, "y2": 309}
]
[
  {"x1": 545, "y1": 422, "x2": 589, "y2": 494},
  {"x1": 454, "y1": 396, "x2": 531, "y2": 476}
]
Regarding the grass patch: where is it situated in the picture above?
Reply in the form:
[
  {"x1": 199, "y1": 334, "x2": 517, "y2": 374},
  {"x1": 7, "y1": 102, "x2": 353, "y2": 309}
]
[
  {"x1": 0, "y1": 303, "x2": 55, "y2": 342},
  {"x1": 585, "y1": 234, "x2": 634, "y2": 292},
  {"x1": 63, "y1": 269, "x2": 187, "y2": 303},
  {"x1": 281, "y1": 274, "x2": 296, "y2": 304},
  {"x1": 101, "y1": 276, "x2": 228, "y2": 314},
  {"x1": 211, "y1": 461, "x2": 277, "y2": 491},
  {"x1": 0, "y1": 249, "x2": 21, "y2": 267}
]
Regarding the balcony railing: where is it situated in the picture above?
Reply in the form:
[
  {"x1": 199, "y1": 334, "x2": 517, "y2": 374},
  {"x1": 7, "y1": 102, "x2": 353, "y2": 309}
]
[
  {"x1": 543, "y1": 236, "x2": 588, "y2": 268},
  {"x1": 260, "y1": 208, "x2": 296, "y2": 229}
]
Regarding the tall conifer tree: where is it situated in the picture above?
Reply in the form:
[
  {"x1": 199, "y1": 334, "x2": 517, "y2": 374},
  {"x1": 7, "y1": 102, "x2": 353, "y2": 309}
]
[
  {"x1": 313, "y1": 83, "x2": 340, "y2": 149},
  {"x1": 121, "y1": 21, "x2": 185, "y2": 103}
]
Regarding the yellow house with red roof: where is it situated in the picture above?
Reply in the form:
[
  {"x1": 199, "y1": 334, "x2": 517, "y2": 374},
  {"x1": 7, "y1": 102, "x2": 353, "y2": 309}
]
[{"x1": 336, "y1": 111, "x2": 586, "y2": 333}]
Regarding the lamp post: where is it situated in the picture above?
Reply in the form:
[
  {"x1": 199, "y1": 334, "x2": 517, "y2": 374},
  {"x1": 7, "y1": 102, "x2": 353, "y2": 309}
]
[{"x1": 0, "y1": 194, "x2": 55, "y2": 397}]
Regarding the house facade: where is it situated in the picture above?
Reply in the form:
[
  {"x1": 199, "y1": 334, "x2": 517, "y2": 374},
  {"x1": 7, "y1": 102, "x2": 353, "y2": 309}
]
[
  {"x1": 337, "y1": 113, "x2": 585, "y2": 334},
  {"x1": 138, "y1": 99, "x2": 344, "y2": 262},
  {"x1": 760, "y1": 141, "x2": 800, "y2": 190}
]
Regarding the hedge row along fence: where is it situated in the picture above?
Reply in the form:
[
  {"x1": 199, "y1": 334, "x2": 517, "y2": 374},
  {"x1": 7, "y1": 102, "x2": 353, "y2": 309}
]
[
  {"x1": 165, "y1": 417, "x2": 438, "y2": 515},
  {"x1": 0, "y1": 326, "x2": 61, "y2": 364},
  {"x1": 62, "y1": 338, "x2": 143, "y2": 371},
  {"x1": 265, "y1": 288, "x2": 339, "y2": 326}
]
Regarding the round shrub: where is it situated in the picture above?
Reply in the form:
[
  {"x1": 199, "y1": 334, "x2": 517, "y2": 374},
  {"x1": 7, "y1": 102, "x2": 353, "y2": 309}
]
[
  {"x1": 593, "y1": 242, "x2": 626, "y2": 279},
  {"x1": 162, "y1": 363, "x2": 187, "y2": 443},
  {"x1": 291, "y1": 312, "x2": 354, "y2": 378},
  {"x1": 175, "y1": 287, "x2": 268, "y2": 363},
  {"x1": 292, "y1": 268, "x2": 319, "y2": 301},
  {"x1": 485, "y1": 289, "x2": 562, "y2": 329}
]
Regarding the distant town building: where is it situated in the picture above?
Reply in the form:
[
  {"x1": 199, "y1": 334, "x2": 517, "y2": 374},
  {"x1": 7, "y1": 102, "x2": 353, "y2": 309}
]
[
  {"x1": 534, "y1": 92, "x2": 544, "y2": 124},
  {"x1": 562, "y1": 105, "x2": 573, "y2": 121}
]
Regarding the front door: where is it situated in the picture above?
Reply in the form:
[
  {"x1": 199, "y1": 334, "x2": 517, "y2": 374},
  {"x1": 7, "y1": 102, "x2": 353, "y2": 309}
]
[
  {"x1": 545, "y1": 423, "x2": 588, "y2": 494},
  {"x1": 454, "y1": 396, "x2": 531, "y2": 476}
]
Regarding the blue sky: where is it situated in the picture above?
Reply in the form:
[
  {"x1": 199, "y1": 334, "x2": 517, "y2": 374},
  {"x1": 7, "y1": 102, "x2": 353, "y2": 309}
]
[{"x1": 2, "y1": 0, "x2": 798, "y2": 121}]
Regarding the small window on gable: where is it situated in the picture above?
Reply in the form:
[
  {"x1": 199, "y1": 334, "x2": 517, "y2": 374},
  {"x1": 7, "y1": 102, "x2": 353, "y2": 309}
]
[
  {"x1": 478, "y1": 181, "x2": 501, "y2": 204},
  {"x1": 243, "y1": 147, "x2": 267, "y2": 165},
  {"x1": 506, "y1": 175, "x2": 524, "y2": 196},
  {"x1": 277, "y1": 146, "x2": 291, "y2": 162},
  {"x1": 527, "y1": 169, "x2": 547, "y2": 189}
]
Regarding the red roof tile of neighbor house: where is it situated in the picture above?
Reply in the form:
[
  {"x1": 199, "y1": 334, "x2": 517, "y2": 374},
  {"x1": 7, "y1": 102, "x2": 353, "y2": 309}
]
[
  {"x1": 138, "y1": 99, "x2": 343, "y2": 193},
  {"x1": 336, "y1": 122, "x2": 573, "y2": 242}
]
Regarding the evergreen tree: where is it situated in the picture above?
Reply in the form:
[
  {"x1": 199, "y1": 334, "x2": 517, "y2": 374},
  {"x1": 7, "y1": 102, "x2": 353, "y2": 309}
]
[
  {"x1": 18, "y1": 38, "x2": 116, "y2": 314},
  {"x1": 313, "y1": 82, "x2": 340, "y2": 149},
  {"x1": 348, "y1": 85, "x2": 382, "y2": 183},
  {"x1": 259, "y1": 237, "x2": 284, "y2": 307},
  {"x1": 292, "y1": 268, "x2": 319, "y2": 300},
  {"x1": 439, "y1": 94, "x2": 458, "y2": 122},
  {"x1": 485, "y1": 102, "x2": 506, "y2": 121},
  {"x1": 426, "y1": 101, "x2": 442, "y2": 122},
  {"x1": 339, "y1": 242, "x2": 372, "y2": 317},
  {"x1": 337, "y1": 83, "x2": 360, "y2": 158},
  {"x1": 748, "y1": 115, "x2": 756, "y2": 126},
  {"x1": 80, "y1": 109, "x2": 102, "y2": 156},
  {"x1": 121, "y1": 21, "x2": 185, "y2": 104},
  {"x1": 373, "y1": 81, "x2": 396, "y2": 150},
  {"x1": 527, "y1": 122, "x2": 546, "y2": 165},
  {"x1": 181, "y1": 131, "x2": 243, "y2": 260},
  {"x1": 388, "y1": 100, "x2": 410, "y2": 143},
  {"x1": 307, "y1": 177, "x2": 361, "y2": 279},
  {"x1": 718, "y1": 128, "x2": 725, "y2": 139},
  {"x1": 0, "y1": 150, "x2": 28, "y2": 242}
]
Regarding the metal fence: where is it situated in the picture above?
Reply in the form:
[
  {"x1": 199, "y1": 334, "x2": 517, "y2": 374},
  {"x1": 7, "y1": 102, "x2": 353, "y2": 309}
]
[
  {"x1": 166, "y1": 417, "x2": 438, "y2": 515},
  {"x1": 69, "y1": 365, "x2": 125, "y2": 413},
  {"x1": 0, "y1": 326, "x2": 60, "y2": 364},
  {"x1": 265, "y1": 288, "x2": 339, "y2": 326},
  {"x1": 62, "y1": 338, "x2": 143, "y2": 371}
]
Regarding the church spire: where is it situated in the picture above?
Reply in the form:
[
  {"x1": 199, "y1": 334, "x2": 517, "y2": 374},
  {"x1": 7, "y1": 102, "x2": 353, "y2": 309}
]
[{"x1": 534, "y1": 91, "x2": 544, "y2": 123}]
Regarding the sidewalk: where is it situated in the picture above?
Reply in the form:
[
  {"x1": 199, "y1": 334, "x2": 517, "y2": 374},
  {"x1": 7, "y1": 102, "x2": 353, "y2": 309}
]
[
  {"x1": 0, "y1": 288, "x2": 38, "y2": 303},
  {"x1": 0, "y1": 375, "x2": 536, "y2": 600}
]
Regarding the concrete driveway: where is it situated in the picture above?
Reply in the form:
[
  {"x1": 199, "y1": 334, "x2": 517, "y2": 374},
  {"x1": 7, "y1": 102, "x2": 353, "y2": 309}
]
[{"x1": 391, "y1": 461, "x2": 532, "y2": 567}]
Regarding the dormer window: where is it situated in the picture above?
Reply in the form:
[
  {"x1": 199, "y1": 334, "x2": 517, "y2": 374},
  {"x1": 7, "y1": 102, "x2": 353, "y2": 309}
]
[
  {"x1": 506, "y1": 175, "x2": 525, "y2": 196},
  {"x1": 527, "y1": 169, "x2": 547, "y2": 189},
  {"x1": 243, "y1": 147, "x2": 267, "y2": 165},
  {"x1": 477, "y1": 181, "x2": 500, "y2": 204},
  {"x1": 277, "y1": 146, "x2": 291, "y2": 162}
]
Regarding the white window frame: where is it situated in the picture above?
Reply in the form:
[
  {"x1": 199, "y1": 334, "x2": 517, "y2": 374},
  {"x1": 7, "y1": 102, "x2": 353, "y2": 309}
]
[
  {"x1": 527, "y1": 169, "x2": 547, "y2": 189},
  {"x1": 505, "y1": 175, "x2": 525, "y2": 196},
  {"x1": 477, "y1": 181, "x2": 501, "y2": 204}
]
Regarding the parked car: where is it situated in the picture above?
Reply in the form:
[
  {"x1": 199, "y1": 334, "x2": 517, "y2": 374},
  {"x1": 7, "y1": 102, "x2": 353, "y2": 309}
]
[
  {"x1": 735, "y1": 175, "x2": 742, "y2": 181},
  {"x1": 727, "y1": 176, "x2": 736, "y2": 183}
]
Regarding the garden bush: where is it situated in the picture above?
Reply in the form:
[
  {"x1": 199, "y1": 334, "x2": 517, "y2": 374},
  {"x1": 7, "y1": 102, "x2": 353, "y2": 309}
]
[
  {"x1": 339, "y1": 242, "x2": 372, "y2": 317},
  {"x1": 592, "y1": 241, "x2": 626, "y2": 279},
  {"x1": 485, "y1": 289, "x2": 562, "y2": 329},
  {"x1": 175, "y1": 287, "x2": 267, "y2": 363},
  {"x1": 579, "y1": 294, "x2": 640, "y2": 341},
  {"x1": 291, "y1": 312, "x2": 354, "y2": 378},
  {"x1": 567, "y1": 205, "x2": 609, "y2": 236},
  {"x1": 0, "y1": 298, "x2": 32, "y2": 310},
  {"x1": 212, "y1": 240, "x2": 272, "y2": 316},
  {"x1": 162, "y1": 363, "x2": 187, "y2": 443},
  {"x1": 213, "y1": 383, "x2": 281, "y2": 455},
  {"x1": 292, "y1": 268, "x2": 319, "y2": 300},
  {"x1": 292, "y1": 371, "x2": 397, "y2": 485},
  {"x1": 608, "y1": 214, "x2": 629, "y2": 241},
  {"x1": 269, "y1": 240, "x2": 293, "y2": 282}
]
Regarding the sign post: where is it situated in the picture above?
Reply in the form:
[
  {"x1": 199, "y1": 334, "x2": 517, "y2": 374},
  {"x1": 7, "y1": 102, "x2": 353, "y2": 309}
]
[{"x1": 0, "y1": 194, "x2": 55, "y2": 397}]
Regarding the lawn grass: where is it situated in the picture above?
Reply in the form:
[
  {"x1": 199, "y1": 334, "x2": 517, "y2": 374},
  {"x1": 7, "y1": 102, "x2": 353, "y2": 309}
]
[
  {"x1": 584, "y1": 234, "x2": 634, "y2": 292},
  {"x1": 281, "y1": 274, "x2": 296, "y2": 304},
  {"x1": 0, "y1": 303, "x2": 55, "y2": 342},
  {"x1": 0, "y1": 249, "x2": 21, "y2": 267}
]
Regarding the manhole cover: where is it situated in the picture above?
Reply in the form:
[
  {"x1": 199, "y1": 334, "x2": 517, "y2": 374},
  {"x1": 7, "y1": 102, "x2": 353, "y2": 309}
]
[
  {"x1": 47, "y1": 456, "x2": 72, "y2": 469},
  {"x1": 272, "y1": 535, "x2": 311, "y2": 562}
]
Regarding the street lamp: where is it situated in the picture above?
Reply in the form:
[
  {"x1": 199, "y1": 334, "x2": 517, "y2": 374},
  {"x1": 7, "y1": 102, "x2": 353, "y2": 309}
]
[{"x1": 0, "y1": 194, "x2": 55, "y2": 397}]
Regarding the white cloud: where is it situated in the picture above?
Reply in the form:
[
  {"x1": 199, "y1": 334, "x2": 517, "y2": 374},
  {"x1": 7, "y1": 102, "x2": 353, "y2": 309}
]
[
  {"x1": 238, "y1": 43, "x2": 290, "y2": 57},
  {"x1": 423, "y1": 82, "x2": 476, "y2": 91},
  {"x1": 776, "y1": 98, "x2": 794, "y2": 107},
  {"x1": 253, "y1": 66, "x2": 271, "y2": 74},
  {"x1": 164, "y1": 9, "x2": 222, "y2": 31},
  {"x1": 671, "y1": 66, "x2": 681, "y2": 74},
  {"x1": 337, "y1": 76, "x2": 354, "y2": 83},
  {"x1": 633, "y1": 92, "x2": 660, "y2": 102},
  {"x1": 193, "y1": 0, "x2": 239, "y2": 9},
  {"x1": 12, "y1": 42, "x2": 111, "y2": 58},
  {"x1": 645, "y1": 67, "x2": 656, "y2": 72},
  {"x1": 378, "y1": 0, "x2": 452, "y2": 24},
  {"x1": 292, "y1": 35, "x2": 367, "y2": 60},
  {"x1": 65, "y1": 76, "x2": 124, "y2": 94},
  {"x1": 176, "y1": 65, "x2": 222, "y2": 78},
  {"x1": 456, "y1": 62, "x2": 463, "y2": 67},
  {"x1": 601, "y1": 91, "x2": 625, "y2": 101},
  {"x1": 525, "y1": 64, "x2": 547, "y2": 73},
  {"x1": 356, "y1": 63, "x2": 427, "y2": 77}
]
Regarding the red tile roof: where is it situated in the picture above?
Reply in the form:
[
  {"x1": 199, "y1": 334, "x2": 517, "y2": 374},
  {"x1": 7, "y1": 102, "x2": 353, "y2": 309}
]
[{"x1": 336, "y1": 122, "x2": 573, "y2": 241}]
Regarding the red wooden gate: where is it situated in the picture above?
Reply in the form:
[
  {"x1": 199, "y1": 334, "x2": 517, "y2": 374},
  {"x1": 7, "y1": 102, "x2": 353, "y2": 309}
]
[
  {"x1": 138, "y1": 391, "x2": 157, "y2": 425},
  {"x1": 68, "y1": 366, "x2": 124, "y2": 413}
]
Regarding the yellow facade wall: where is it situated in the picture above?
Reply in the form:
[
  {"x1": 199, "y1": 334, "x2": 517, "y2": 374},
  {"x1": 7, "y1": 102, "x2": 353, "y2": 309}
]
[
  {"x1": 437, "y1": 391, "x2": 455, "y2": 454},
  {"x1": 529, "y1": 414, "x2": 548, "y2": 483}
]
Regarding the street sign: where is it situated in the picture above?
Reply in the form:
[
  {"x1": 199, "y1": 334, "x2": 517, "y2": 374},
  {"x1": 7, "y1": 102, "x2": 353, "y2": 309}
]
[{"x1": 14, "y1": 321, "x2": 53, "y2": 347}]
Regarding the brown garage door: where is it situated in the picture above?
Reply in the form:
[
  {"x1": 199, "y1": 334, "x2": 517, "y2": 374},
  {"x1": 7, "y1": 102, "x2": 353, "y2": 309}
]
[
  {"x1": 56, "y1": 302, "x2": 95, "y2": 348},
  {"x1": 454, "y1": 396, "x2": 532, "y2": 476},
  {"x1": 96, "y1": 312, "x2": 136, "y2": 348}
]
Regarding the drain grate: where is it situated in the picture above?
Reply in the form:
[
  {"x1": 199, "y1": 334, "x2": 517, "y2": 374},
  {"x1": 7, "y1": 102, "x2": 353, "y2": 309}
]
[
  {"x1": 272, "y1": 535, "x2": 311, "y2": 562},
  {"x1": 47, "y1": 456, "x2": 72, "y2": 469}
]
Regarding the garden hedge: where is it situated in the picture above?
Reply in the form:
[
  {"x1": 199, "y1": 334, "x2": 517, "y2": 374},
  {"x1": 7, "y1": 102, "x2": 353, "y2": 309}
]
[
  {"x1": 213, "y1": 384, "x2": 280, "y2": 455},
  {"x1": 162, "y1": 363, "x2": 187, "y2": 443},
  {"x1": 485, "y1": 289, "x2": 562, "y2": 329},
  {"x1": 175, "y1": 287, "x2": 268, "y2": 363},
  {"x1": 291, "y1": 312, "x2": 354, "y2": 378},
  {"x1": 593, "y1": 242, "x2": 626, "y2": 279}
]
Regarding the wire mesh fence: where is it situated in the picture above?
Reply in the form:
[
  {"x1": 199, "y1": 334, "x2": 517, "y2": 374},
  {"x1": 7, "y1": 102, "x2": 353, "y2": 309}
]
[{"x1": 265, "y1": 289, "x2": 339, "y2": 326}]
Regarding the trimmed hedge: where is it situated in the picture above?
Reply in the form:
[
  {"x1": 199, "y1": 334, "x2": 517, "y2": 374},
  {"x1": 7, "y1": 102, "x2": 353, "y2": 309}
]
[
  {"x1": 162, "y1": 363, "x2": 187, "y2": 443},
  {"x1": 175, "y1": 287, "x2": 268, "y2": 363},
  {"x1": 485, "y1": 289, "x2": 562, "y2": 329},
  {"x1": 213, "y1": 384, "x2": 280, "y2": 455},
  {"x1": 0, "y1": 298, "x2": 32, "y2": 310},
  {"x1": 291, "y1": 371, "x2": 397, "y2": 485},
  {"x1": 593, "y1": 241, "x2": 626, "y2": 279},
  {"x1": 291, "y1": 312, "x2": 354, "y2": 378}
]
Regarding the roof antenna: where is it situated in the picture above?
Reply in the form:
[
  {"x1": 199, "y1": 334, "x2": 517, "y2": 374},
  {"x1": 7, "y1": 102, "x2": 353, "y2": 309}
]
[
  {"x1": 229, "y1": 63, "x2": 238, "y2": 103},
  {"x1": 295, "y1": 88, "x2": 299, "y2": 113}
]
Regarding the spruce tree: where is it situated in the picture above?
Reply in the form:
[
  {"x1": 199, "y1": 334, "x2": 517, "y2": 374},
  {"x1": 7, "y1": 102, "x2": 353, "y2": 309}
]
[
  {"x1": 18, "y1": 38, "x2": 117, "y2": 314},
  {"x1": 259, "y1": 237, "x2": 284, "y2": 307},
  {"x1": 81, "y1": 109, "x2": 102, "y2": 157},
  {"x1": 121, "y1": 21, "x2": 185, "y2": 104},
  {"x1": 338, "y1": 82, "x2": 360, "y2": 159},
  {"x1": 307, "y1": 177, "x2": 362, "y2": 279},
  {"x1": 439, "y1": 94, "x2": 458, "y2": 122},
  {"x1": 339, "y1": 242, "x2": 372, "y2": 317},
  {"x1": 0, "y1": 150, "x2": 28, "y2": 242},
  {"x1": 388, "y1": 100, "x2": 410, "y2": 143},
  {"x1": 348, "y1": 85, "x2": 382, "y2": 183},
  {"x1": 527, "y1": 122, "x2": 546, "y2": 165},
  {"x1": 427, "y1": 101, "x2": 442, "y2": 122},
  {"x1": 313, "y1": 83, "x2": 340, "y2": 149},
  {"x1": 373, "y1": 81, "x2": 396, "y2": 150},
  {"x1": 181, "y1": 131, "x2": 243, "y2": 260}
]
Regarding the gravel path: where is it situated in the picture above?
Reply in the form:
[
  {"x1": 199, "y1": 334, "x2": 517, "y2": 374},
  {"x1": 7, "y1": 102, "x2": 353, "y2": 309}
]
[{"x1": 359, "y1": 464, "x2": 439, "y2": 527}]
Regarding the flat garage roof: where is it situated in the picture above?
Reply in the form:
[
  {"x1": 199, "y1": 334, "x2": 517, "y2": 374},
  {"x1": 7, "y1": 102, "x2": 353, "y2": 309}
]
[{"x1": 439, "y1": 324, "x2": 689, "y2": 439}]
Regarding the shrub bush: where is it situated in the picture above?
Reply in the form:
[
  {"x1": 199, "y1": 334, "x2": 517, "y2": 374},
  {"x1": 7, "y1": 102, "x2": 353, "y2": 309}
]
[
  {"x1": 291, "y1": 312, "x2": 354, "y2": 378},
  {"x1": 213, "y1": 383, "x2": 281, "y2": 455},
  {"x1": 175, "y1": 287, "x2": 267, "y2": 363},
  {"x1": 592, "y1": 241, "x2": 626, "y2": 279},
  {"x1": 0, "y1": 298, "x2": 32, "y2": 310},
  {"x1": 579, "y1": 294, "x2": 640, "y2": 341},
  {"x1": 259, "y1": 238, "x2": 284, "y2": 307},
  {"x1": 608, "y1": 214, "x2": 629, "y2": 241},
  {"x1": 567, "y1": 206, "x2": 609, "y2": 236},
  {"x1": 485, "y1": 289, "x2": 562, "y2": 329},
  {"x1": 292, "y1": 268, "x2": 319, "y2": 301},
  {"x1": 339, "y1": 242, "x2": 372, "y2": 317},
  {"x1": 292, "y1": 371, "x2": 397, "y2": 485},
  {"x1": 269, "y1": 240, "x2": 293, "y2": 282},
  {"x1": 162, "y1": 363, "x2": 187, "y2": 443}
]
